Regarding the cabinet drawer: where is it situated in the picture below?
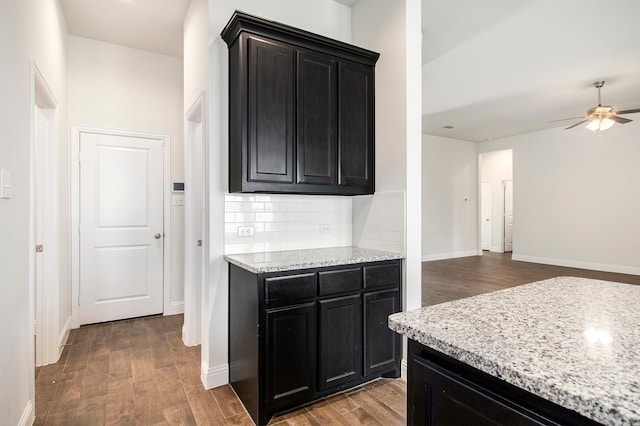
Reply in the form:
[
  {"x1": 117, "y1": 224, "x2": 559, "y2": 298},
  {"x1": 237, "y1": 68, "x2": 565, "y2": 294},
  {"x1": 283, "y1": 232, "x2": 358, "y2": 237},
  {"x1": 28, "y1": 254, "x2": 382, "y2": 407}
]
[
  {"x1": 265, "y1": 273, "x2": 316, "y2": 306},
  {"x1": 364, "y1": 262, "x2": 400, "y2": 290},
  {"x1": 318, "y1": 268, "x2": 362, "y2": 296}
]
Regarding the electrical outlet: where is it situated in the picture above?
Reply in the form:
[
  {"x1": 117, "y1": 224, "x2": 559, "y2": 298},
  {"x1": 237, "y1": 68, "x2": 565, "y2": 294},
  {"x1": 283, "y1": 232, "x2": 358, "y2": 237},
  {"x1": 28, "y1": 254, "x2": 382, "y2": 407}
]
[
  {"x1": 319, "y1": 224, "x2": 332, "y2": 234},
  {"x1": 237, "y1": 226, "x2": 254, "y2": 237}
]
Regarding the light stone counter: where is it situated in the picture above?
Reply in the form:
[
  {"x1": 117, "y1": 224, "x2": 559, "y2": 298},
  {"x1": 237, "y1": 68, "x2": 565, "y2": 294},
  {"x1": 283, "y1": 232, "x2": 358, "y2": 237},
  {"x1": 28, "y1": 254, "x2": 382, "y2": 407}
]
[
  {"x1": 225, "y1": 246, "x2": 404, "y2": 274},
  {"x1": 389, "y1": 276, "x2": 640, "y2": 425}
]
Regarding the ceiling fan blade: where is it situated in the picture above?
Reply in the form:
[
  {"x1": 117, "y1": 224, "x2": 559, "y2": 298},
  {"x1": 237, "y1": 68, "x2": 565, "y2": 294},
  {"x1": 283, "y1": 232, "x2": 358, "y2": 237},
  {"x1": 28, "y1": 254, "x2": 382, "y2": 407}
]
[
  {"x1": 548, "y1": 116, "x2": 585, "y2": 123},
  {"x1": 565, "y1": 120, "x2": 589, "y2": 130},
  {"x1": 616, "y1": 108, "x2": 640, "y2": 115},
  {"x1": 609, "y1": 115, "x2": 632, "y2": 124}
]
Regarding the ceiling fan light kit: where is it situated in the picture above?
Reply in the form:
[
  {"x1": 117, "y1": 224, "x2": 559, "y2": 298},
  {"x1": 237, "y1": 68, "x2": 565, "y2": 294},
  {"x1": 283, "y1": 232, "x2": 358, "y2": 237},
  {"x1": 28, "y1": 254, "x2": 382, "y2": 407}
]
[{"x1": 561, "y1": 80, "x2": 640, "y2": 134}]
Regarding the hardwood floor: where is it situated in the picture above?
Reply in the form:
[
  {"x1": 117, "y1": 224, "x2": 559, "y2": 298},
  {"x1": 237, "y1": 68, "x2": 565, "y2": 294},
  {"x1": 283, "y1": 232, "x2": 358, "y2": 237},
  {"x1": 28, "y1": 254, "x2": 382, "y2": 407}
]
[
  {"x1": 36, "y1": 252, "x2": 639, "y2": 424},
  {"x1": 34, "y1": 314, "x2": 405, "y2": 425},
  {"x1": 423, "y1": 251, "x2": 640, "y2": 306}
]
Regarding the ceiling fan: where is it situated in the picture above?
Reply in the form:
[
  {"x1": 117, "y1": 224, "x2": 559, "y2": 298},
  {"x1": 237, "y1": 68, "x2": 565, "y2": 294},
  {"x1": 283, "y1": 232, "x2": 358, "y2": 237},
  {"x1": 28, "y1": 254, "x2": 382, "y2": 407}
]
[{"x1": 559, "y1": 81, "x2": 640, "y2": 132}]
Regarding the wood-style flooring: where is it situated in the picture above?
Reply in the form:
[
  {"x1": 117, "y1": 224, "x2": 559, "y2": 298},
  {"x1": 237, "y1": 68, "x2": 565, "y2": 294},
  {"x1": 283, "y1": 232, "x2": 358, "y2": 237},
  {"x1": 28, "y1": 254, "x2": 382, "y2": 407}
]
[
  {"x1": 36, "y1": 252, "x2": 640, "y2": 424},
  {"x1": 34, "y1": 314, "x2": 406, "y2": 425},
  {"x1": 422, "y1": 251, "x2": 640, "y2": 306}
]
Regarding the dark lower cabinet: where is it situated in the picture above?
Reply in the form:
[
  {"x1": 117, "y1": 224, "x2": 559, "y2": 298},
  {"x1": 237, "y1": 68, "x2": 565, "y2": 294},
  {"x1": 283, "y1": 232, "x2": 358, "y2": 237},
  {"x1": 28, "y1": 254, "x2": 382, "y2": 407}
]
[
  {"x1": 364, "y1": 290, "x2": 401, "y2": 377},
  {"x1": 407, "y1": 340, "x2": 600, "y2": 426},
  {"x1": 229, "y1": 259, "x2": 402, "y2": 425},
  {"x1": 266, "y1": 303, "x2": 316, "y2": 412},
  {"x1": 318, "y1": 294, "x2": 362, "y2": 390}
]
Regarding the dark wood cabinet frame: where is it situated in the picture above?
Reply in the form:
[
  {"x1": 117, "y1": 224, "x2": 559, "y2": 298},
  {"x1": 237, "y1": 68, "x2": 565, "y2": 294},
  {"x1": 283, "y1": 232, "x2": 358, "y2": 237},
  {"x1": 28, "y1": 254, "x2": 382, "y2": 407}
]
[
  {"x1": 222, "y1": 11, "x2": 379, "y2": 195},
  {"x1": 229, "y1": 259, "x2": 402, "y2": 425}
]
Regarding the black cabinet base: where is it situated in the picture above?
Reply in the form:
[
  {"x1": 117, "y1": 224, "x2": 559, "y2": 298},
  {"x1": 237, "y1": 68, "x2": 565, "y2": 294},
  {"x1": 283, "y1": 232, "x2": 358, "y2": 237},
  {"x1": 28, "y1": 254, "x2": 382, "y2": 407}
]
[
  {"x1": 229, "y1": 260, "x2": 402, "y2": 425},
  {"x1": 407, "y1": 340, "x2": 600, "y2": 426}
]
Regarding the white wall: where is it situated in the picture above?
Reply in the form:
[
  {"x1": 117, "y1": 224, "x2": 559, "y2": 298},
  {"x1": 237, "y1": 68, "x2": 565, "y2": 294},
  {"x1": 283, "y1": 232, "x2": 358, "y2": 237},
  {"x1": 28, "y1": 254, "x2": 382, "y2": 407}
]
[
  {"x1": 479, "y1": 149, "x2": 512, "y2": 253},
  {"x1": 479, "y1": 125, "x2": 640, "y2": 274},
  {"x1": 68, "y1": 36, "x2": 185, "y2": 313},
  {"x1": 422, "y1": 135, "x2": 479, "y2": 260},
  {"x1": 0, "y1": 0, "x2": 67, "y2": 424}
]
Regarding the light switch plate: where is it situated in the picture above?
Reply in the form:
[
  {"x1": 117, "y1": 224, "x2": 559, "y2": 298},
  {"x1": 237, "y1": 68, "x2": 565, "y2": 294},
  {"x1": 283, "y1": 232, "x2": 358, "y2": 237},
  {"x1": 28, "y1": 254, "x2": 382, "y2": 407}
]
[{"x1": 0, "y1": 169, "x2": 11, "y2": 199}]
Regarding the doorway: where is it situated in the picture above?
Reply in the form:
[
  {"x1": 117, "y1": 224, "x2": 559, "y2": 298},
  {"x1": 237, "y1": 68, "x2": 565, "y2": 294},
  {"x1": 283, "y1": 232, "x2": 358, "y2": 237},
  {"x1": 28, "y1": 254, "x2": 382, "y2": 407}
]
[
  {"x1": 31, "y1": 63, "x2": 64, "y2": 366},
  {"x1": 71, "y1": 127, "x2": 171, "y2": 326},
  {"x1": 478, "y1": 150, "x2": 513, "y2": 253},
  {"x1": 183, "y1": 93, "x2": 206, "y2": 346},
  {"x1": 480, "y1": 182, "x2": 491, "y2": 251},
  {"x1": 503, "y1": 180, "x2": 513, "y2": 252}
]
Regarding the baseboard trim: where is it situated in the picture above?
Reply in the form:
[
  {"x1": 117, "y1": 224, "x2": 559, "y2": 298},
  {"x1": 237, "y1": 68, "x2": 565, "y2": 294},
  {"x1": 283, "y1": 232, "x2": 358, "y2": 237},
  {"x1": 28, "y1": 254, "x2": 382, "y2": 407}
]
[
  {"x1": 56, "y1": 316, "x2": 71, "y2": 361},
  {"x1": 164, "y1": 301, "x2": 184, "y2": 316},
  {"x1": 422, "y1": 250, "x2": 482, "y2": 262},
  {"x1": 489, "y1": 246, "x2": 503, "y2": 253},
  {"x1": 512, "y1": 254, "x2": 640, "y2": 276},
  {"x1": 201, "y1": 361, "x2": 229, "y2": 390},
  {"x1": 18, "y1": 400, "x2": 34, "y2": 426}
]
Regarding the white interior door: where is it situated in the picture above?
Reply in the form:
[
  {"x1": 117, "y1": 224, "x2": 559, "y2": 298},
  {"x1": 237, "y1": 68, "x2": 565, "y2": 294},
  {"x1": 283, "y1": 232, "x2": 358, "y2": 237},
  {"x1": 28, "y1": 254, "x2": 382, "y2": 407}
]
[
  {"x1": 79, "y1": 132, "x2": 164, "y2": 325},
  {"x1": 481, "y1": 182, "x2": 492, "y2": 250},
  {"x1": 504, "y1": 180, "x2": 513, "y2": 252}
]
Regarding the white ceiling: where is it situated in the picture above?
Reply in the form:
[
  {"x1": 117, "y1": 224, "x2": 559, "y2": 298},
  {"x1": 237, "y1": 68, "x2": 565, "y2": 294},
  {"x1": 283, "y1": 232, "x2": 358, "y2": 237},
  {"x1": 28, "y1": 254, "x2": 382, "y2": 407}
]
[
  {"x1": 422, "y1": 0, "x2": 640, "y2": 141},
  {"x1": 59, "y1": 0, "x2": 190, "y2": 57},
  {"x1": 58, "y1": 0, "x2": 640, "y2": 142}
]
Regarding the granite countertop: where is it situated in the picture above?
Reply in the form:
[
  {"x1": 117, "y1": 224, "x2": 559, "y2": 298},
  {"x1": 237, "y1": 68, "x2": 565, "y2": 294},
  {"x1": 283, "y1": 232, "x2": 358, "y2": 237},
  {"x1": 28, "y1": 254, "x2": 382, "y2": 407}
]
[
  {"x1": 389, "y1": 276, "x2": 640, "y2": 425},
  {"x1": 225, "y1": 246, "x2": 404, "y2": 273}
]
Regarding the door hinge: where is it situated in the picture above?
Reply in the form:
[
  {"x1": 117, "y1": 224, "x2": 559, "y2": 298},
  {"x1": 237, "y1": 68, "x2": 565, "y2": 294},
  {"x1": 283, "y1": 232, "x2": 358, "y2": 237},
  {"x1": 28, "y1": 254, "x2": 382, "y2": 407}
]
[
  {"x1": 197, "y1": 239, "x2": 202, "y2": 247},
  {"x1": 35, "y1": 244, "x2": 44, "y2": 253}
]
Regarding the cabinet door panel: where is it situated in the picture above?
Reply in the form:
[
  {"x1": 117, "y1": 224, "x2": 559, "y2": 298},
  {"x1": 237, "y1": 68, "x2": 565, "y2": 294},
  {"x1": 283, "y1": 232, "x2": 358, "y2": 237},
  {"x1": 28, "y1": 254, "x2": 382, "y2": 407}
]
[
  {"x1": 319, "y1": 294, "x2": 362, "y2": 390},
  {"x1": 248, "y1": 37, "x2": 295, "y2": 183},
  {"x1": 408, "y1": 354, "x2": 545, "y2": 426},
  {"x1": 364, "y1": 290, "x2": 400, "y2": 377},
  {"x1": 266, "y1": 303, "x2": 316, "y2": 411},
  {"x1": 339, "y1": 61, "x2": 374, "y2": 190},
  {"x1": 297, "y1": 51, "x2": 337, "y2": 185}
]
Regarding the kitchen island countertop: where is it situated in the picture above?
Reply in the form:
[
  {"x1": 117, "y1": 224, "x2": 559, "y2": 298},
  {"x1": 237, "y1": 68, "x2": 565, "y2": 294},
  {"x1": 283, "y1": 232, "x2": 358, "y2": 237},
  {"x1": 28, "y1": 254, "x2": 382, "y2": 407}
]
[
  {"x1": 225, "y1": 246, "x2": 404, "y2": 274},
  {"x1": 389, "y1": 276, "x2": 640, "y2": 425}
]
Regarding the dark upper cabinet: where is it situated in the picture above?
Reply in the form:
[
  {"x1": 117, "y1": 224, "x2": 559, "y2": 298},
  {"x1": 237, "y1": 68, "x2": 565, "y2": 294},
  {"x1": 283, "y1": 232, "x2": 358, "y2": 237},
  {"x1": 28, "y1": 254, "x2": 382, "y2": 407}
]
[
  {"x1": 248, "y1": 38, "x2": 295, "y2": 184},
  {"x1": 222, "y1": 11, "x2": 379, "y2": 195},
  {"x1": 339, "y1": 62, "x2": 374, "y2": 189},
  {"x1": 297, "y1": 51, "x2": 337, "y2": 185}
]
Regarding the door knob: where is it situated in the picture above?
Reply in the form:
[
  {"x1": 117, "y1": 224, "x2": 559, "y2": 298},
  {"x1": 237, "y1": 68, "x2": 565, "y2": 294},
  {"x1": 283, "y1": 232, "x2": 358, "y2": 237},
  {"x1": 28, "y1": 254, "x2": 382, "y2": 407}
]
[{"x1": 155, "y1": 233, "x2": 162, "y2": 239}]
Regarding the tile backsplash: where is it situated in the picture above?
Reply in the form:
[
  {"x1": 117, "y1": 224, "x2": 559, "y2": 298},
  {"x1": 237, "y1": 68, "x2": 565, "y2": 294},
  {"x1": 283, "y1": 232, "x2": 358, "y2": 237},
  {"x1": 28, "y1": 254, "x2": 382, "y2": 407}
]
[
  {"x1": 224, "y1": 194, "x2": 352, "y2": 254},
  {"x1": 352, "y1": 191, "x2": 405, "y2": 254}
]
